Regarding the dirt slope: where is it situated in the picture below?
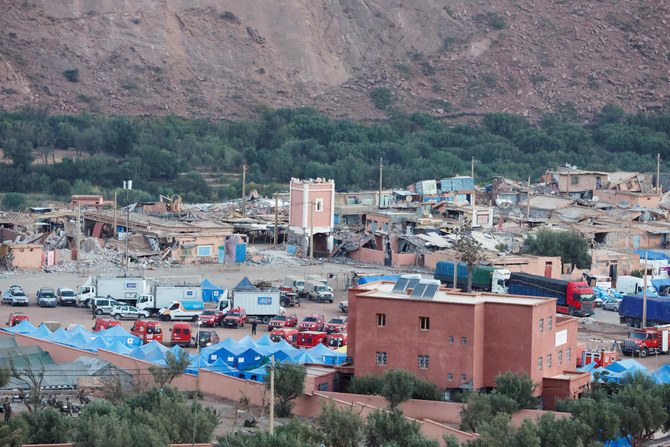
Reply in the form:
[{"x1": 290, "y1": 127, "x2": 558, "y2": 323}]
[{"x1": 0, "y1": 0, "x2": 667, "y2": 121}]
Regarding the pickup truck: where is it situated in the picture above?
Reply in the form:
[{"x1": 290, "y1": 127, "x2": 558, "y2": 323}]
[
  {"x1": 222, "y1": 307, "x2": 247, "y2": 328},
  {"x1": 299, "y1": 314, "x2": 325, "y2": 332},
  {"x1": 268, "y1": 313, "x2": 298, "y2": 331},
  {"x1": 325, "y1": 317, "x2": 347, "y2": 334}
]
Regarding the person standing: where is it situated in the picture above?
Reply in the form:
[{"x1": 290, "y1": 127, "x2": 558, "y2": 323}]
[
  {"x1": 3, "y1": 398, "x2": 11, "y2": 422},
  {"x1": 251, "y1": 319, "x2": 257, "y2": 335}
]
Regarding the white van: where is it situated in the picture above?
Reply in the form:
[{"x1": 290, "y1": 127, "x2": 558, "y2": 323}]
[{"x1": 616, "y1": 276, "x2": 657, "y2": 296}]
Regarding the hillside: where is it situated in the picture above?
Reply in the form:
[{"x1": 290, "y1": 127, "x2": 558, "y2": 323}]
[{"x1": 0, "y1": 0, "x2": 668, "y2": 121}]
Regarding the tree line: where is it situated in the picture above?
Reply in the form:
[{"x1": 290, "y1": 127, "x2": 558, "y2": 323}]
[{"x1": 0, "y1": 103, "x2": 668, "y2": 208}]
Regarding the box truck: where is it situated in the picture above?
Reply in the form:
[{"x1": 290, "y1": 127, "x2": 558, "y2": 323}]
[
  {"x1": 136, "y1": 282, "x2": 203, "y2": 317},
  {"x1": 434, "y1": 261, "x2": 510, "y2": 294},
  {"x1": 77, "y1": 275, "x2": 146, "y2": 307},
  {"x1": 217, "y1": 277, "x2": 282, "y2": 324}
]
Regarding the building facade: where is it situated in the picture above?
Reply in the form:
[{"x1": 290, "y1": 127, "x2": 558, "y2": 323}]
[
  {"x1": 348, "y1": 279, "x2": 580, "y2": 402},
  {"x1": 289, "y1": 178, "x2": 335, "y2": 254}
]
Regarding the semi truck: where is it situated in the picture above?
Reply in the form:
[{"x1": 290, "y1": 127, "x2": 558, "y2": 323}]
[
  {"x1": 619, "y1": 295, "x2": 670, "y2": 328},
  {"x1": 135, "y1": 281, "x2": 203, "y2": 317},
  {"x1": 434, "y1": 261, "x2": 510, "y2": 293},
  {"x1": 622, "y1": 325, "x2": 670, "y2": 358},
  {"x1": 507, "y1": 272, "x2": 595, "y2": 317},
  {"x1": 77, "y1": 275, "x2": 145, "y2": 307},
  {"x1": 217, "y1": 276, "x2": 282, "y2": 324}
]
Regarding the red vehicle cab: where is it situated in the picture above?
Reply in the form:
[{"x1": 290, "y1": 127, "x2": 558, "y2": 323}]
[
  {"x1": 270, "y1": 327, "x2": 299, "y2": 346},
  {"x1": 296, "y1": 331, "x2": 328, "y2": 349},
  {"x1": 7, "y1": 312, "x2": 29, "y2": 327},
  {"x1": 199, "y1": 310, "x2": 224, "y2": 327},
  {"x1": 325, "y1": 332, "x2": 348, "y2": 348},
  {"x1": 268, "y1": 313, "x2": 298, "y2": 331},
  {"x1": 299, "y1": 314, "x2": 325, "y2": 332},
  {"x1": 131, "y1": 320, "x2": 163, "y2": 344},
  {"x1": 170, "y1": 322, "x2": 192, "y2": 347},
  {"x1": 92, "y1": 318, "x2": 121, "y2": 332},
  {"x1": 223, "y1": 307, "x2": 247, "y2": 328},
  {"x1": 325, "y1": 317, "x2": 348, "y2": 334}
]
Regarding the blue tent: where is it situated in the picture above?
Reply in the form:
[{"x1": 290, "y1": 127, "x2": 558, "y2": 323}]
[
  {"x1": 205, "y1": 346, "x2": 240, "y2": 366},
  {"x1": 128, "y1": 340, "x2": 169, "y2": 362},
  {"x1": 28, "y1": 324, "x2": 52, "y2": 338},
  {"x1": 239, "y1": 365, "x2": 267, "y2": 383},
  {"x1": 63, "y1": 332, "x2": 97, "y2": 351},
  {"x1": 95, "y1": 338, "x2": 134, "y2": 355},
  {"x1": 651, "y1": 364, "x2": 670, "y2": 384},
  {"x1": 236, "y1": 347, "x2": 266, "y2": 370},
  {"x1": 357, "y1": 275, "x2": 401, "y2": 285},
  {"x1": 202, "y1": 279, "x2": 224, "y2": 302},
  {"x1": 605, "y1": 359, "x2": 647, "y2": 376},
  {"x1": 202, "y1": 358, "x2": 238, "y2": 374},
  {"x1": 97, "y1": 325, "x2": 142, "y2": 348},
  {"x1": 292, "y1": 351, "x2": 319, "y2": 364},
  {"x1": 67, "y1": 324, "x2": 93, "y2": 337},
  {"x1": 634, "y1": 250, "x2": 670, "y2": 261},
  {"x1": 256, "y1": 334, "x2": 273, "y2": 346},
  {"x1": 307, "y1": 344, "x2": 347, "y2": 365},
  {"x1": 43, "y1": 327, "x2": 68, "y2": 343},
  {"x1": 3, "y1": 319, "x2": 37, "y2": 334},
  {"x1": 234, "y1": 277, "x2": 257, "y2": 291}
]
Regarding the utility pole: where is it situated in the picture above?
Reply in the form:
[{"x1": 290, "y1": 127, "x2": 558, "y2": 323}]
[
  {"x1": 643, "y1": 252, "x2": 648, "y2": 327},
  {"x1": 378, "y1": 157, "x2": 383, "y2": 209},
  {"x1": 269, "y1": 355, "x2": 275, "y2": 435},
  {"x1": 274, "y1": 192, "x2": 278, "y2": 246},
  {"x1": 76, "y1": 202, "x2": 81, "y2": 274},
  {"x1": 113, "y1": 191, "x2": 117, "y2": 237},
  {"x1": 310, "y1": 200, "x2": 314, "y2": 266},
  {"x1": 657, "y1": 153, "x2": 661, "y2": 197},
  {"x1": 566, "y1": 172, "x2": 570, "y2": 196},
  {"x1": 471, "y1": 156, "x2": 474, "y2": 179},
  {"x1": 191, "y1": 321, "x2": 202, "y2": 447},
  {"x1": 242, "y1": 165, "x2": 247, "y2": 217},
  {"x1": 123, "y1": 180, "x2": 132, "y2": 275},
  {"x1": 526, "y1": 177, "x2": 531, "y2": 220}
]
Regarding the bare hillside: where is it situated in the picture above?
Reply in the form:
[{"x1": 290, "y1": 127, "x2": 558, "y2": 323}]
[{"x1": 0, "y1": 0, "x2": 667, "y2": 121}]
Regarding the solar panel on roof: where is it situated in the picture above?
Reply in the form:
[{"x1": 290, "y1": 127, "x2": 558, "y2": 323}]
[
  {"x1": 422, "y1": 284, "x2": 439, "y2": 299},
  {"x1": 410, "y1": 283, "x2": 427, "y2": 298},
  {"x1": 407, "y1": 278, "x2": 420, "y2": 289},
  {"x1": 392, "y1": 278, "x2": 410, "y2": 293}
]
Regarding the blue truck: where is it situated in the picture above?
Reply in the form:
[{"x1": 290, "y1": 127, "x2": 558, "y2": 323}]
[
  {"x1": 434, "y1": 261, "x2": 510, "y2": 293},
  {"x1": 619, "y1": 295, "x2": 670, "y2": 328}
]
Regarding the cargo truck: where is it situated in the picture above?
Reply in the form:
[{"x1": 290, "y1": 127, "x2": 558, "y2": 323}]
[
  {"x1": 434, "y1": 261, "x2": 510, "y2": 293},
  {"x1": 622, "y1": 325, "x2": 670, "y2": 358},
  {"x1": 304, "y1": 280, "x2": 334, "y2": 303},
  {"x1": 305, "y1": 275, "x2": 333, "y2": 292},
  {"x1": 216, "y1": 276, "x2": 282, "y2": 324},
  {"x1": 619, "y1": 295, "x2": 670, "y2": 328},
  {"x1": 77, "y1": 275, "x2": 146, "y2": 307},
  {"x1": 135, "y1": 282, "x2": 203, "y2": 317},
  {"x1": 507, "y1": 272, "x2": 595, "y2": 317}
]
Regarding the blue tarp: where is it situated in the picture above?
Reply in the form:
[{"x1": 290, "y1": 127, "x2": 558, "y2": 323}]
[
  {"x1": 651, "y1": 278, "x2": 670, "y2": 296},
  {"x1": 233, "y1": 277, "x2": 257, "y2": 291},
  {"x1": 3, "y1": 319, "x2": 37, "y2": 334},
  {"x1": 236, "y1": 244, "x2": 247, "y2": 263},
  {"x1": 29, "y1": 324, "x2": 52, "y2": 338},
  {"x1": 255, "y1": 334, "x2": 273, "y2": 346},
  {"x1": 96, "y1": 325, "x2": 142, "y2": 348},
  {"x1": 307, "y1": 343, "x2": 347, "y2": 365},
  {"x1": 634, "y1": 250, "x2": 670, "y2": 261},
  {"x1": 63, "y1": 332, "x2": 97, "y2": 351},
  {"x1": 652, "y1": 364, "x2": 670, "y2": 384},
  {"x1": 357, "y1": 275, "x2": 402, "y2": 285},
  {"x1": 42, "y1": 327, "x2": 68, "y2": 343},
  {"x1": 292, "y1": 351, "x2": 320, "y2": 364},
  {"x1": 202, "y1": 279, "x2": 224, "y2": 302}
]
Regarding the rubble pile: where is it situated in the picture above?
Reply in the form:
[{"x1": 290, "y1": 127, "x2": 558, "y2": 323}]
[{"x1": 245, "y1": 246, "x2": 307, "y2": 266}]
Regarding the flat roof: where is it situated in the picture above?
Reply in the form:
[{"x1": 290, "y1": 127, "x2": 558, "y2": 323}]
[{"x1": 360, "y1": 282, "x2": 550, "y2": 306}]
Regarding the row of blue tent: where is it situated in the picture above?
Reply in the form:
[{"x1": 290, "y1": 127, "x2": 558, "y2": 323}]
[
  {"x1": 578, "y1": 357, "x2": 670, "y2": 385},
  {"x1": 2, "y1": 320, "x2": 346, "y2": 383}
]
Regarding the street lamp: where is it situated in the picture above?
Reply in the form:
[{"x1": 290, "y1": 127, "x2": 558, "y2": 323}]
[
  {"x1": 123, "y1": 180, "x2": 132, "y2": 275},
  {"x1": 191, "y1": 320, "x2": 202, "y2": 447}
]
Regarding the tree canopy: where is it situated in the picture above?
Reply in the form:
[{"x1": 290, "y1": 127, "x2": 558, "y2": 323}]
[{"x1": 521, "y1": 229, "x2": 591, "y2": 269}]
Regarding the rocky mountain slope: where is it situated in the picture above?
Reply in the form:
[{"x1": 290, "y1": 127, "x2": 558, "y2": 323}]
[{"x1": 0, "y1": 0, "x2": 667, "y2": 121}]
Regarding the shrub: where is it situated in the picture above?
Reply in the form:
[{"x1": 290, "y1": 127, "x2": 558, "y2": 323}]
[
  {"x1": 63, "y1": 68, "x2": 80, "y2": 82},
  {"x1": 370, "y1": 87, "x2": 394, "y2": 110},
  {"x1": 2, "y1": 193, "x2": 27, "y2": 211}
]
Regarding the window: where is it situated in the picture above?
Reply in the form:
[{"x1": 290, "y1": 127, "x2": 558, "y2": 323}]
[
  {"x1": 558, "y1": 350, "x2": 563, "y2": 365},
  {"x1": 376, "y1": 313, "x2": 386, "y2": 327},
  {"x1": 448, "y1": 373, "x2": 453, "y2": 381},
  {"x1": 376, "y1": 351, "x2": 387, "y2": 365},
  {"x1": 567, "y1": 348, "x2": 571, "y2": 362},
  {"x1": 419, "y1": 316, "x2": 430, "y2": 330},
  {"x1": 461, "y1": 337, "x2": 467, "y2": 345},
  {"x1": 197, "y1": 245, "x2": 212, "y2": 257},
  {"x1": 315, "y1": 198, "x2": 324, "y2": 212},
  {"x1": 449, "y1": 336, "x2": 454, "y2": 344},
  {"x1": 538, "y1": 356, "x2": 543, "y2": 371},
  {"x1": 548, "y1": 316, "x2": 553, "y2": 330},
  {"x1": 547, "y1": 354, "x2": 552, "y2": 368},
  {"x1": 539, "y1": 319, "x2": 544, "y2": 333},
  {"x1": 571, "y1": 176, "x2": 579, "y2": 185},
  {"x1": 418, "y1": 355, "x2": 429, "y2": 369},
  {"x1": 461, "y1": 374, "x2": 467, "y2": 383}
]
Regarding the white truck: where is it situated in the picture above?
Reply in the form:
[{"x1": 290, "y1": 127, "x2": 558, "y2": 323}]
[
  {"x1": 136, "y1": 279, "x2": 203, "y2": 317},
  {"x1": 159, "y1": 300, "x2": 205, "y2": 322},
  {"x1": 77, "y1": 275, "x2": 146, "y2": 307},
  {"x1": 284, "y1": 276, "x2": 306, "y2": 297},
  {"x1": 306, "y1": 275, "x2": 334, "y2": 292},
  {"x1": 304, "y1": 280, "x2": 334, "y2": 303},
  {"x1": 217, "y1": 286, "x2": 282, "y2": 324}
]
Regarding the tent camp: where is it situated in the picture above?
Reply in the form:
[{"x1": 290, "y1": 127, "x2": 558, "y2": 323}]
[
  {"x1": 233, "y1": 277, "x2": 257, "y2": 291},
  {"x1": 2, "y1": 319, "x2": 36, "y2": 334},
  {"x1": 202, "y1": 279, "x2": 225, "y2": 302}
]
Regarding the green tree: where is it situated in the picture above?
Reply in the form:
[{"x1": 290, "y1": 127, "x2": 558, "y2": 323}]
[
  {"x1": 9, "y1": 358, "x2": 45, "y2": 413},
  {"x1": 556, "y1": 397, "x2": 620, "y2": 444},
  {"x1": 50, "y1": 179, "x2": 72, "y2": 197},
  {"x1": 521, "y1": 228, "x2": 591, "y2": 270},
  {"x1": 14, "y1": 407, "x2": 74, "y2": 444},
  {"x1": 347, "y1": 374, "x2": 385, "y2": 395},
  {"x1": 612, "y1": 372, "x2": 667, "y2": 447},
  {"x1": 365, "y1": 408, "x2": 437, "y2": 447},
  {"x1": 264, "y1": 362, "x2": 306, "y2": 417},
  {"x1": 148, "y1": 348, "x2": 190, "y2": 387},
  {"x1": 454, "y1": 218, "x2": 488, "y2": 292},
  {"x1": 317, "y1": 399, "x2": 364, "y2": 447},
  {"x1": 493, "y1": 371, "x2": 539, "y2": 410},
  {"x1": 2, "y1": 137, "x2": 34, "y2": 170},
  {"x1": 382, "y1": 369, "x2": 416, "y2": 409},
  {"x1": 370, "y1": 88, "x2": 394, "y2": 110},
  {"x1": 460, "y1": 392, "x2": 493, "y2": 432},
  {"x1": 174, "y1": 171, "x2": 211, "y2": 203}
]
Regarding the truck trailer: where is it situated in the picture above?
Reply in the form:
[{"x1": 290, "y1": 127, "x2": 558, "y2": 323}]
[
  {"x1": 136, "y1": 282, "x2": 203, "y2": 317},
  {"x1": 507, "y1": 272, "x2": 595, "y2": 317},
  {"x1": 434, "y1": 261, "x2": 510, "y2": 293},
  {"x1": 217, "y1": 276, "x2": 282, "y2": 323},
  {"x1": 77, "y1": 275, "x2": 146, "y2": 307},
  {"x1": 619, "y1": 295, "x2": 670, "y2": 328}
]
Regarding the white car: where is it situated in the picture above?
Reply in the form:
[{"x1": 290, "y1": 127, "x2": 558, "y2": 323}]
[
  {"x1": 602, "y1": 299, "x2": 621, "y2": 312},
  {"x1": 111, "y1": 305, "x2": 147, "y2": 320}
]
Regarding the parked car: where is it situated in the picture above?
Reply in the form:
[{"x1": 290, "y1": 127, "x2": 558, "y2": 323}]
[
  {"x1": 56, "y1": 288, "x2": 77, "y2": 306},
  {"x1": 170, "y1": 322, "x2": 192, "y2": 347},
  {"x1": 325, "y1": 317, "x2": 348, "y2": 334},
  {"x1": 299, "y1": 314, "x2": 326, "y2": 332},
  {"x1": 267, "y1": 313, "x2": 298, "y2": 331},
  {"x1": 111, "y1": 305, "x2": 145, "y2": 320},
  {"x1": 199, "y1": 310, "x2": 224, "y2": 327},
  {"x1": 222, "y1": 307, "x2": 247, "y2": 328},
  {"x1": 2, "y1": 291, "x2": 13, "y2": 304},
  {"x1": 10, "y1": 290, "x2": 29, "y2": 307},
  {"x1": 196, "y1": 330, "x2": 220, "y2": 347},
  {"x1": 37, "y1": 288, "x2": 57, "y2": 307},
  {"x1": 7, "y1": 312, "x2": 29, "y2": 327},
  {"x1": 338, "y1": 301, "x2": 348, "y2": 313},
  {"x1": 92, "y1": 318, "x2": 121, "y2": 332},
  {"x1": 602, "y1": 298, "x2": 622, "y2": 312},
  {"x1": 92, "y1": 297, "x2": 122, "y2": 315}
]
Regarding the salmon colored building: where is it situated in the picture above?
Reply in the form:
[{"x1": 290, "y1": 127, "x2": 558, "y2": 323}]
[
  {"x1": 289, "y1": 178, "x2": 335, "y2": 255},
  {"x1": 348, "y1": 279, "x2": 589, "y2": 408}
]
